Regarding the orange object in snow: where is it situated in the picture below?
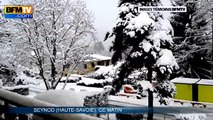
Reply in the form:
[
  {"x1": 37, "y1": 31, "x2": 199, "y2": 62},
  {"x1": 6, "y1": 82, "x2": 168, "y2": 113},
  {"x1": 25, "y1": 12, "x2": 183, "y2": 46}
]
[{"x1": 123, "y1": 85, "x2": 137, "y2": 94}]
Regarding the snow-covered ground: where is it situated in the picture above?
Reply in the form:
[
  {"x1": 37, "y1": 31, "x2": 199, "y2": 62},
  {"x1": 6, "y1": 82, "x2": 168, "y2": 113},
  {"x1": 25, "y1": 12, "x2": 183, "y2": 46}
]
[
  {"x1": 26, "y1": 77, "x2": 105, "y2": 98},
  {"x1": 56, "y1": 83, "x2": 104, "y2": 97},
  {"x1": 23, "y1": 76, "x2": 212, "y2": 120}
]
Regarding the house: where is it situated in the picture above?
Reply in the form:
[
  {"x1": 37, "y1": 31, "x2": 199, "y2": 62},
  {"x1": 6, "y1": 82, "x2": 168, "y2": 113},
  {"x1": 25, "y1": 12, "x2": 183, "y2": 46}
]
[{"x1": 74, "y1": 54, "x2": 111, "y2": 75}]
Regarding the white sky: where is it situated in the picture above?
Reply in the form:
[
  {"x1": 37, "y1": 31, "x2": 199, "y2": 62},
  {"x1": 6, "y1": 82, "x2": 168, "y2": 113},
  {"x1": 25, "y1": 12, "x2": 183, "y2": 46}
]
[
  {"x1": 0, "y1": 0, "x2": 9, "y2": 5},
  {"x1": 85, "y1": 0, "x2": 118, "y2": 48}
]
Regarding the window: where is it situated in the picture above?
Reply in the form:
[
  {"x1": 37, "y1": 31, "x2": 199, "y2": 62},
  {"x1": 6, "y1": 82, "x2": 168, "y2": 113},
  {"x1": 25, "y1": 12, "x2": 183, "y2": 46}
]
[
  {"x1": 106, "y1": 61, "x2": 109, "y2": 66},
  {"x1": 97, "y1": 61, "x2": 102, "y2": 65},
  {"x1": 84, "y1": 64, "x2": 87, "y2": 69},
  {"x1": 91, "y1": 62, "x2": 95, "y2": 68}
]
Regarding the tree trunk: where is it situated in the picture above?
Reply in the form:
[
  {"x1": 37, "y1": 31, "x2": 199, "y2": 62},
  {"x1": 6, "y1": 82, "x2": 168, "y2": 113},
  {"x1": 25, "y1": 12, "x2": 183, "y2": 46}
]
[
  {"x1": 39, "y1": 62, "x2": 50, "y2": 90},
  {"x1": 40, "y1": 71, "x2": 50, "y2": 90},
  {"x1": 50, "y1": 10, "x2": 57, "y2": 89},
  {"x1": 147, "y1": 65, "x2": 153, "y2": 120},
  {"x1": 50, "y1": 59, "x2": 56, "y2": 88}
]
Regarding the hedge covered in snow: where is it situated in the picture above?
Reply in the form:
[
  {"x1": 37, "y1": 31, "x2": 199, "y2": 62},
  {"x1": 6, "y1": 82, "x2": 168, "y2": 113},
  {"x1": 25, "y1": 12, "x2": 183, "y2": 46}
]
[
  {"x1": 77, "y1": 78, "x2": 113, "y2": 88},
  {"x1": 0, "y1": 64, "x2": 17, "y2": 86}
]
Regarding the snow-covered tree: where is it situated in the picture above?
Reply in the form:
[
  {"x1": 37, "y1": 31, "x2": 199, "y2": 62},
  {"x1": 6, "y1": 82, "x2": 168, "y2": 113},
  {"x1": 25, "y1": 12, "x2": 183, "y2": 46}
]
[
  {"x1": 0, "y1": 64, "x2": 17, "y2": 86},
  {"x1": 105, "y1": 0, "x2": 179, "y2": 119},
  {"x1": 0, "y1": 5, "x2": 14, "y2": 67},
  {"x1": 172, "y1": 0, "x2": 212, "y2": 79},
  {"x1": 0, "y1": 41, "x2": 17, "y2": 69},
  {"x1": 0, "y1": 3, "x2": 19, "y2": 87},
  {"x1": 2, "y1": 0, "x2": 95, "y2": 90}
]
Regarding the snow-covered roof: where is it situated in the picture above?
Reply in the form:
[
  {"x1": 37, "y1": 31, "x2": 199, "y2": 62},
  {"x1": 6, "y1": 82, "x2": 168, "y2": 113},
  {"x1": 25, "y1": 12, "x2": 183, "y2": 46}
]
[
  {"x1": 197, "y1": 79, "x2": 213, "y2": 85},
  {"x1": 84, "y1": 54, "x2": 111, "y2": 62},
  {"x1": 171, "y1": 78, "x2": 200, "y2": 84},
  {"x1": 91, "y1": 62, "x2": 123, "y2": 77}
]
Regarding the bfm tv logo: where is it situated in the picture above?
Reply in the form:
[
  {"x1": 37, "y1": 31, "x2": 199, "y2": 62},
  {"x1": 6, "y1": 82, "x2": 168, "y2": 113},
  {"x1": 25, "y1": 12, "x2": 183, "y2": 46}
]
[{"x1": 4, "y1": 6, "x2": 33, "y2": 19}]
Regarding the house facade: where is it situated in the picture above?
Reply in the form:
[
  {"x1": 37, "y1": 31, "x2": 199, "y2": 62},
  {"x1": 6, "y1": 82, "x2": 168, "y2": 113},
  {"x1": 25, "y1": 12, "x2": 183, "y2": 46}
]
[{"x1": 74, "y1": 54, "x2": 111, "y2": 75}]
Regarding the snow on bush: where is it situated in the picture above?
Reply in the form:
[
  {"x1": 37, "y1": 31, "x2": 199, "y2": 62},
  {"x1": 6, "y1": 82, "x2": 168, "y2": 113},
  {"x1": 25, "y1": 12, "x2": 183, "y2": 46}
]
[
  {"x1": 88, "y1": 62, "x2": 148, "y2": 81},
  {"x1": 119, "y1": 3, "x2": 135, "y2": 14},
  {"x1": 84, "y1": 91, "x2": 108, "y2": 107},
  {"x1": 77, "y1": 78, "x2": 105, "y2": 85},
  {"x1": 87, "y1": 62, "x2": 123, "y2": 79},
  {"x1": 15, "y1": 72, "x2": 39, "y2": 85},
  {"x1": 156, "y1": 80, "x2": 176, "y2": 105},
  {"x1": 175, "y1": 114, "x2": 207, "y2": 120},
  {"x1": 77, "y1": 77, "x2": 111, "y2": 88},
  {"x1": 127, "y1": 12, "x2": 155, "y2": 31},
  {"x1": 83, "y1": 90, "x2": 110, "y2": 118},
  {"x1": 60, "y1": 75, "x2": 81, "y2": 83},
  {"x1": 137, "y1": 80, "x2": 153, "y2": 92},
  {"x1": 159, "y1": 97, "x2": 173, "y2": 106},
  {"x1": 0, "y1": 64, "x2": 17, "y2": 86},
  {"x1": 16, "y1": 65, "x2": 38, "y2": 77},
  {"x1": 156, "y1": 49, "x2": 179, "y2": 74}
]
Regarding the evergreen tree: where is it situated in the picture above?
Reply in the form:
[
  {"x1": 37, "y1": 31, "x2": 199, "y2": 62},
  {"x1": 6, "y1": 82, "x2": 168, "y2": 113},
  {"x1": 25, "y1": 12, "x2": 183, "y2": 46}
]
[
  {"x1": 172, "y1": 0, "x2": 212, "y2": 79},
  {"x1": 106, "y1": 0, "x2": 179, "y2": 119}
]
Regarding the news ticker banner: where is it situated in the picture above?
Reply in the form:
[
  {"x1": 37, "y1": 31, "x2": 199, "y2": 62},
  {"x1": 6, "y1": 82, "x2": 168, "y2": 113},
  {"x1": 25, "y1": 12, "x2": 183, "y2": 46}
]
[{"x1": 6, "y1": 107, "x2": 213, "y2": 114}]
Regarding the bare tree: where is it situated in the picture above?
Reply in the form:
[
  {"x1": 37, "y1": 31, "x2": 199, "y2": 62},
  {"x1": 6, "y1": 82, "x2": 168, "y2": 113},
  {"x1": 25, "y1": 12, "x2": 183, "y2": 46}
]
[{"x1": 4, "y1": 0, "x2": 95, "y2": 90}]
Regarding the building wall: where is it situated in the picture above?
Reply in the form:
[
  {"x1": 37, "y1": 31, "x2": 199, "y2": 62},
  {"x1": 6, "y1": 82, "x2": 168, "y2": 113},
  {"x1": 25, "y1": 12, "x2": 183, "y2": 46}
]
[
  {"x1": 85, "y1": 62, "x2": 96, "y2": 72},
  {"x1": 198, "y1": 85, "x2": 213, "y2": 102},
  {"x1": 73, "y1": 60, "x2": 111, "y2": 75},
  {"x1": 174, "y1": 83, "x2": 193, "y2": 101}
]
